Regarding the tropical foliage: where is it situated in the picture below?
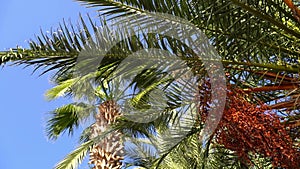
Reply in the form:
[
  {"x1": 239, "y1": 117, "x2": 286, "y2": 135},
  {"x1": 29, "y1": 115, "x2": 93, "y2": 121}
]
[{"x1": 1, "y1": 0, "x2": 300, "y2": 168}]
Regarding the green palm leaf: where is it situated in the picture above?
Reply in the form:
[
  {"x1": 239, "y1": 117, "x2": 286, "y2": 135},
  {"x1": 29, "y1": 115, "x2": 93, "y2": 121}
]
[
  {"x1": 54, "y1": 140, "x2": 93, "y2": 169},
  {"x1": 46, "y1": 103, "x2": 96, "y2": 140}
]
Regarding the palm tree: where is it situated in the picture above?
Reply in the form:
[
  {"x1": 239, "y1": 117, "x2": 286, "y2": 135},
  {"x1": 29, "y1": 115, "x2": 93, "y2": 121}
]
[
  {"x1": 89, "y1": 100, "x2": 123, "y2": 169},
  {"x1": 1, "y1": 0, "x2": 300, "y2": 168}
]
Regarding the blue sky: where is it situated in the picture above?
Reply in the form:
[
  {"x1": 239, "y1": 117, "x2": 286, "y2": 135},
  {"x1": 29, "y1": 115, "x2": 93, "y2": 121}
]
[{"x1": 0, "y1": 1, "x2": 96, "y2": 168}]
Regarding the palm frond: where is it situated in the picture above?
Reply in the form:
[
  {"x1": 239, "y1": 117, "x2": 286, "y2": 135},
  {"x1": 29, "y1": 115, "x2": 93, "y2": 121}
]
[
  {"x1": 46, "y1": 103, "x2": 96, "y2": 140},
  {"x1": 124, "y1": 137, "x2": 158, "y2": 167},
  {"x1": 0, "y1": 14, "x2": 102, "y2": 76},
  {"x1": 46, "y1": 78, "x2": 77, "y2": 100},
  {"x1": 54, "y1": 140, "x2": 93, "y2": 169}
]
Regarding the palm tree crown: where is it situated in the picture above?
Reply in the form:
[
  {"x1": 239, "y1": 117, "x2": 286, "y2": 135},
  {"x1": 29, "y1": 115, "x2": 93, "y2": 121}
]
[{"x1": 1, "y1": 0, "x2": 300, "y2": 168}]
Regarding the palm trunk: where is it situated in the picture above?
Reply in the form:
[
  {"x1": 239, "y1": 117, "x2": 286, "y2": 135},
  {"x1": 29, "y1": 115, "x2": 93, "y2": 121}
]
[{"x1": 89, "y1": 100, "x2": 124, "y2": 169}]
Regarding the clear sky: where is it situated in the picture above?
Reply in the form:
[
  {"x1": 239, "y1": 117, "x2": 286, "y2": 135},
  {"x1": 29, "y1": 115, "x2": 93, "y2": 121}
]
[{"x1": 0, "y1": 1, "x2": 96, "y2": 168}]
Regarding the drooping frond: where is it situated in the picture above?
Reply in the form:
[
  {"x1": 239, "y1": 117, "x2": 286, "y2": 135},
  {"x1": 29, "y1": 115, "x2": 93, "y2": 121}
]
[
  {"x1": 46, "y1": 103, "x2": 96, "y2": 140},
  {"x1": 46, "y1": 78, "x2": 77, "y2": 100},
  {"x1": 54, "y1": 140, "x2": 93, "y2": 169},
  {"x1": 0, "y1": 14, "x2": 102, "y2": 76}
]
